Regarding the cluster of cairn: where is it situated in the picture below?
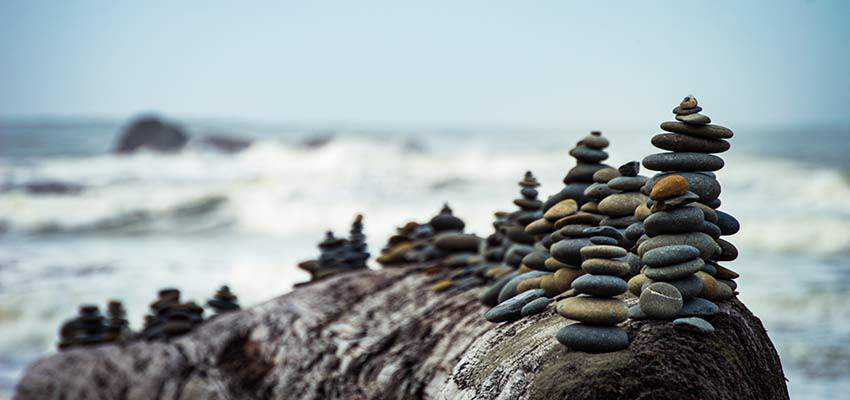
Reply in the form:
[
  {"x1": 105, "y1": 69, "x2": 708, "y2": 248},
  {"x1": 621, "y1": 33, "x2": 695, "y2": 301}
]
[
  {"x1": 57, "y1": 285, "x2": 240, "y2": 350},
  {"x1": 298, "y1": 214, "x2": 372, "y2": 282}
]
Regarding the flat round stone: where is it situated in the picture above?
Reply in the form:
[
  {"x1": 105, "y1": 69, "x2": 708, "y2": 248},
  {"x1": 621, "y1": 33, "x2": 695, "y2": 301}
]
[
  {"x1": 592, "y1": 167, "x2": 620, "y2": 183},
  {"x1": 581, "y1": 245, "x2": 627, "y2": 260},
  {"x1": 570, "y1": 146, "x2": 609, "y2": 163},
  {"x1": 665, "y1": 275, "x2": 705, "y2": 300},
  {"x1": 554, "y1": 212, "x2": 604, "y2": 228},
  {"x1": 484, "y1": 289, "x2": 546, "y2": 323},
  {"x1": 543, "y1": 184, "x2": 588, "y2": 211},
  {"x1": 643, "y1": 152, "x2": 725, "y2": 172},
  {"x1": 581, "y1": 258, "x2": 630, "y2": 277},
  {"x1": 540, "y1": 267, "x2": 584, "y2": 297},
  {"x1": 639, "y1": 282, "x2": 683, "y2": 319},
  {"x1": 551, "y1": 238, "x2": 594, "y2": 265},
  {"x1": 607, "y1": 176, "x2": 647, "y2": 191},
  {"x1": 516, "y1": 276, "x2": 545, "y2": 293},
  {"x1": 649, "y1": 174, "x2": 688, "y2": 201},
  {"x1": 624, "y1": 222, "x2": 645, "y2": 242},
  {"x1": 543, "y1": 199, "x2": 578, "y2": 222},
  {"x1": 645, "y1": 172, "x2": 721, "y2": 203},
  {"x1": 673, "y1": 105, "x2": 703, "y2": 115},
  {"x1": 644, "y1": 207, "x2": 705, "y2": 236},
  {"x1": 565, "y1": 163, "x2": 610, "y2": 184},
  {"x1": 619, "y1": 252, "x2": 643, "y2": 277},
  {"x1": 581, "y1": 226, "x2": 626, "y2": 243},
  {"x1": 651, "y1": 133, "x2": 730, "y2": 154},
  {"x1": 714, "y1": 264, "x2": 740, "y2": 280},
  {"x1": 544, "y1": 256, "x2": 575, "y2": 271},
  {"x1": 638, "y1": 232, "x2": 721, "y2": 260},
  {"x1": 598, "y1": 192, "x2": 648, "y2": 217},
  {"x1": 556, "y1": 296, "x2": 628, "y2": 325},
  {"x1": 498, "y1": 271, "x2": 549, "y2": 304},
  {"x1": 571, "y1": 274, "x2": 628, "y2": 297},
  {"x1": 660, "y1": 121, "x2": 734, "y2": 139},
  {"x1": 522, "y1": 250, "x2": 550, "y2": 270},
  {"x1": 716, "y1": 211, "x2": 740, "y2": 235},
  {"x1": 677, "y1": 297, "x2": 718, "y2": 317},
  {"x1": 675, "y1": 113, "x2": 711, "y2": 125},
  {"x1": 584, "y1": 182, "x2": 619, "y2": 200},
  {"x1": 582, "y1": 134, "x2": 609, "y2": 150},
  {"x1": 699, "y1": 221, "x2": 722, "y2": 238},
  {"x1": 642, "y1": 244, "x2": 701, "y2": 267},
  {"x1": 555, "y1": 323, "x2": 629, "y2": 353},
  {"x1": 434, "y1": 233, "x2": 481, "y2": 252},
  {"x1": 520, "y1": 297, "x2": 551, "y2": 317},
  {"x1": 673, "y1": 317, "x2": 715, "y2": 334},
  {"x1": 580, "y1": 201, "x2": 599, "y2": 213},
  {"x1": 525, "y1": 218, "x2": 555, "y2": 235},
  {"x1": 590, "y1": 236, "x2": 619, "y2": 246},
  {"x1": 644, "y1": 258, "x2": 704, "y2": 280},
  {"x1": 601, "y1": 216, "x2": 637, "y2": 229}
]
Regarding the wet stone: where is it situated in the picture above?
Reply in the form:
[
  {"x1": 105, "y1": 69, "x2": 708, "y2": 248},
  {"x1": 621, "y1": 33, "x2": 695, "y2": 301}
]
[
  {"x1": 628, "y1": 274, "x2": 651, "y2": 296},
  {"x1": 521, "y1": 297, "x2": 551, "y2": 317},
  {"x1": 580, "y1": 245, "x2": 627, "y2": 260},
  {"x1": 673, "y1": 317, "x2": 715, "y2": 334},
  {"x1": 556, "y1": 323, "x2": 629, "y2": 353},
  {"x1": 484, "y1": 289, "x2": 546, "y2": 323},
  {"x1": 556, "y1": 296, "x2": 628, "y2": 325},
  {"x1": 566, "y1": 163, "x2": 610, "y2": 184},
  {"x1": 525, "y1": 218, "x2": 555, "y2": 235},
  {"x1": 571, "y1": 274, "x2": 628, "y2": 297},
  {"x1": 582, "y1": 226, "x2": 626, "y2": 243},
  {"x1": 678, "y1": 297, "x2": 719, "y2": 317},
  {"x1": 584, "y1": 183, "x2": 619, "y2": 201},
  {"x1": 480, "y1": 272, "x2": 518, "y2": 306},
  {"x1": 642, "y1": 244, "x2": 701, "y2": 267},
  {"x1": 639, "y1": 282, "x2": 683, "y2": 319},
  {"x1": 540, "y1": 268, "x2": 584, "y2": 296},
  {"x1": 651, "y1": 132, "x2": 730, "y2": 154},
  {"x1": 673, "y1": 105, "x2": 702, "y2": 115},
  {"x1": 644, "y1": 258, "x2": 704, "y2": 281},
  {"x1": 590, "y1": 236, "x2": 619, "y2": 246},
  {"x1": 522, "y1": 250, "x2": 550, "y2": 270},
  {"x1": 593, "y1": 167, "x2": 621, "y2": 183},
  {"x1": 607, "y1": 176, "x2": 647, "y2": 191},
  {"x1": 666, "y1": 275, "x2": 705, "y2": 300},
  {"x1": 660, "y1": 121, "x2": 734, "y2": 140},
  {"x1": 643, "y1": 152, "x2": 725, "y2": 172},
  {"x1": 699, "y1": 221, "x2": 722, "y2": 238},
  {"x1": 649, "y1": 174, "x2": 689, "y2": 201}
]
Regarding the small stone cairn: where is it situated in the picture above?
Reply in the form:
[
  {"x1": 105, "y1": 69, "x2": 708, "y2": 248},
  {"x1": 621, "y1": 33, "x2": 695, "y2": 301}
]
[
  {"x1": 141, "y1": 288, "x2": 205, "y2": 341},
  {"x1": 543, "y1": 131, "x2": 612, "y2": 210},
  {"x1": 104, "y1": 300, "x2": 131, "y2": 342},
  {"x1": 57, "y1": 305, "x2": 108, "y2": 350},
  {"x1": 207, "y1": 285, "x2": 241, "y2": 315},
  {"x1": 555, "y1": 244, "x2": 630, "y2": 352},
  {"x1": 342, "y1": 214, "x2": 370, "y2": 269}
]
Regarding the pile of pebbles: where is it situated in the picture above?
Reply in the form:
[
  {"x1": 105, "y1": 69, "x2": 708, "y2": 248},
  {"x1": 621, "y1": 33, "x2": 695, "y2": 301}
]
[
  {"x1": 543, "y1": 131, "x2": 612, "y2": 210},
  {"x1": 555, "y1": 245, "x2": 630, "y2": 352},
  {"x1": 141, "y1": 288, "x2": 205, "y2": 341},
  {"x1": 58, "y1": 305, "x2": 110, "y2": 350},
  {"x1": 207, "y1": 285, "x2": 241, "y2": 315},
  {"x1": 298, "y1": 214, "x2": 372, "y2": 282}
]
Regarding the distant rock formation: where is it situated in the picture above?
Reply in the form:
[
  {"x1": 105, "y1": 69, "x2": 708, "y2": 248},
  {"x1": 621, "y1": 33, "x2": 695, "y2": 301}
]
[{"x1": 114, "y1": 115, "x2": 189, "y2": 154}]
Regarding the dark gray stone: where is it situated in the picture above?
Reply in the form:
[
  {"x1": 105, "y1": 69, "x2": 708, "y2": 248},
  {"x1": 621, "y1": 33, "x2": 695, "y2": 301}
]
[
  {"x1": 581, "y1": 226, "x2": 625, "y2": 243},
  {"x1": 584, "y1": 182, "x2": 619, "y2": 200},
  {"x1": 580, "y1": 245, "x2": 627, "y2": 260},
  {"x1": 618, "y1": 161, "x2": 641, "y2": 177},
  {"x1": 569, "y1": 146, "x2": 609, "y2": 163},
  {"x1": 665, "y1": 275, "x2": 705, "y2": 300},
  {"x1": 638, "y1": 232, "x2": 721, "y2": 260},
  {"x1": 644, "y1": 258, "x2": 704, "y2": 281},
  {"x1": 643, "y1": 152, "x2": 725, "y2": 172},
  {"x1": 716, "y1": 211, "x2": 740, "y2": 236},
  {"x1": 115, "y1": 116, "x2": 189, "y2": 153},
  {"x1": 660, "y1": 121, "x2": 734, "y2": 139},
  {"x1": 607, "y1": 176, "x2": 647, "y2": 191},
  {"x1": 716, "y1": 238, "x2": 738, "y2": 261},
  {"x1": 555, "y1": 323, "x2": 629, "y2": 353},
  {"x1": 677, "y1": 298, "x2": 719, "y2": 317},
  {"x1": 551, "y1": 238, "x2": 594, "y2": 265},
  {"x1": 642, "y1": 245, "x2": 701, "y2": 267},
  {"x1": 498, "y1": 271, "x2": 549, "y2": 303},
  {"x1": 651, "y1": 132, "x2": 730, "y2": 154},
  {"x1": 644, "y1": 172, "x2": 722, "y2": 203},
  {"x1": 673, "y1": 317, "x2": 715, "y2": 334},
  {"x1": 699, "y1": 221, "x2": 722, "y2": 238},
  {"x1": 565, "y1": 163, "x2": 611, "y2": 184},
  {"x1": 485, "y1": 289, "x2": 546, "y2": 322},
  {"x1": 480, "y1": 272, "x2": 518, "y2": 306},
  {"x1": 522, "y1": 250, "x2": 550, "y2": 270},
  {"x1": 520, "y1": 297, "x2": 551, "y2": 317},
  {"x1": 644, "y1": 207, "x2": 705, "y2": 236},
  {"x1": 625, "y1": 223, "x2": 645, "y2": 242},
  {"x1": 571, "y1": 274, "x2": 628, "y2": 297},
  {"x1": 590, "y1": 236, "x2": 619, "y2": 246}
]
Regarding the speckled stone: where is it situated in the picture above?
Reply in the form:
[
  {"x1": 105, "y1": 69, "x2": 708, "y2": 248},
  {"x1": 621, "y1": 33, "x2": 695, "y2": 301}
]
[
  {"x1": 634, "y1": 203, "x2": 651, "y2": 221},
  {"x1": 484, "y1": 289, "x2": 546, "y2": 322},
  {"x1": 665, "y1": 275, "x2": 705, "y2": 300},
  {"x1": 625, "y1": 222, "x2": 645, "y2": 242},
  {"x1": 679, "y1": 95, "x2": 698, "y2": 109},
  {"x1": 716, "y1": 238, "x2": 738, "y2": 261},
  {"x1": 675, "y1": 113, "x2": 711, "y2": 124},
  {"x1": 716, "y1": 211, "x2": 740, "y2": 235},
  {"x1": 498, "y1": 271, "x2": 549, "y2": 304},
  {"x1": 618, "y1": 161, "x2": 641, "y2": 177},
  {"x1": 644, "y1": 258, "x2": 704, "y2": 281},
  {"x1": 651, "y1": 133, "x2": 730, "y2": 154},
  {"x1": 590, "y1": 236, "x2": 619, "y2": 246},
  {"x1": 571, "y1": 274, "x2": 628, "y2": 297},
  {"x1": 555, "y1": 323, "x2": 629, "y2": 353},
  {"x1": 649, "y1": 174, "x2": 689, "y2": 201},
  {"x1": 607, "y1": 176, "x2": 647, "y2": 191},
  {"x1": 582, "y1": 226, "x2": 626, "y2": 243},
  {"x1": 678, "y1": 297, "x2": 719, "y2": 317},
  {"x1": 598, "y1": 192, "x2": 648, "y2": 217},
  {"x1": 544, "y1": 256, "x2": 575, "y2": 271},
  {"x1": 695, "y1": 271, "x2": 719, "y2": 298},
  {"x1": 551, "y1": 238, "x2": 595, "y2": 265},
  {"x1": 581, "y1": 258, "x2": 631, "y2": 277},
  {"x1": 628, "y1": 304, "x2": 648, "y2": 320},
  {"x1": 691, "y1": 202, "x2": 718, "y2": 223},
  {"x1": 644, "y1": 207, "x2": 705, "y2": 236},
  {"x1": 600, "y1": 215, "x2": 638, "y2": 229},
  {"x1": 620, "y1": 252, "x2": 643, "y2": 277},
  {"x1": 570, "y1": 146, "x2": 609, "y2": 163},
  {"x1": 638, "y1": 233, "x2": 721, "y2": 260},
  {"x1": 673, "y1": 317, "x2": 715, "y2": 334},
  {"x1": 524, "y1": 218, "x2": 554, "y2": 236},
  {"x1": 639, "y1": 282, "x2": 683, "y2": 319},
  {"x1": 660, "y1": 121, "x2": 734, "y2": 140},
  {"x1": 584, "y1": 183, "x2": 619, "y2": 201},
  {"x1": 557, "y1": 296, "x2": 629, "y2": 325},
  {"x1": 544, "y1": 199, "x2": 578, "y2": 222},
  {"x1": 643, "y1": 152, "x2": 725, "y2": 172},
  {"x1": 644, "y1": 172, "x2": 721, "y2": 203},
  {"x1": 699, "y1": 221, "x2": 722, "y2": 238},
  {"x1": 554, "y1": 212, "x2": 605, "y2": 228},
  {"x1": 628, "y1": 274, "x2": 651, "y2": 296},
  {"x1": 580, "y1": 245, "x2": 627, "y2": 260},
  {"x1": 521, "y1": 297, "x2": 551, "y2": 317},
  {"x1": 592, "y1": 167, "x2": 621, "y2": 183},
  {"x1": 642, "y1": 244, "x2": 702, "y2": 267}
]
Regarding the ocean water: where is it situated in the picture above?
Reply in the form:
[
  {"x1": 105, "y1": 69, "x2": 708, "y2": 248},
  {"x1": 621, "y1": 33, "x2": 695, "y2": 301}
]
[{"x1": 0, "y1": 118, "x2": 849, "y2": 399}]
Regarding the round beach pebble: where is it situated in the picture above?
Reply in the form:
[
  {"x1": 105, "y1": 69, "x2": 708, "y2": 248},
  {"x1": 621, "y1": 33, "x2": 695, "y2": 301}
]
[
  {"x1": 565, "y1": 163, "x2": 610, "y2": 184},
  {"x1": 498, "y1": 271, "x2": 549, "y2": 303},
  {"x1": 644, "y1": 258, "x2": 704, "y2": 281},
  {"x1": 665, "y1": 275, "x2": 705, "y2": 300},
  {"x1": 643, "y1": 152, "x2": 725, "y2": 172},
  {"x1": 660, "y1": 121, "x2": 734, "y2": 140},
  {"x1": 484, "y1": 289, "x2": 546, "y2": 323},
  {"x1": 637, "y1": 233, "x2": 721, "y2": 260},
  {"x1": 434, "y1": 233, "x2": 481, "y2": 252},
  {"x1": 607, "y1": 176, "x2": 647, "y2": 191},
  {"x1": 584, "y1": 183, "x2": 619, "y2": 201},
  {"x1": 651, "y1": 132, "x2": 730, "y2": 154},
  {"x1": 581, "y1": 258, "x2": 630, "y2": 277},
  {"x1": 592, "y1": 167, "x2": 620, "y2": 183},
  {"x1": 570, "y1": 146, "x2": 609, "y2": 163},
  {"x1": 639, "y1": 282, "x2": 683, "y2": 319},
  {"x1": 645, "y1": 172, "x2": 721, "y2": 203},
  {"x1": 543, "y1": 199, "x2": 578, "y2": 222},
  {"x1": 695, "y1": 271, "x2": 720, "y2": 299},
  {"x1": 580, "y1": 245, "x2": 627, "y2": 260},
  {"x1": 479, "y1": 272, "x2": 518, "y2": 306},
  {"x1": 642, "y1": 244, "x2": 701, "y2": 267},
  {"x1": 678, "y1": 297, "x2": 718, "y2": 317},
  {"x1": 540, "y1": 268, "x2": 583, "y2": 297},
  {"x1": 643, "y1": 207, "x2": 705, "y2": 236},
  {"x1": 544, "y1": 256, "x2": 573, "y2": 271},
  {"x1": 556, "y1": 296, "x2": 629, "y2": 325},
  {"x1": 521, "y1": 297, "x2": 551, "y2": 317},
  {"x1": 649, "y1": 174, "x2": 688, "y2": 201},
  {"x1": 556, "y1": 323, "x2": 629, "y2": 353},
  {"x1": 714, "y1": 264, "x2": 740, "y2": 280},
  {"x1": 571, "y1": 274, "x2": 628, "y2": 297},
  {"x1": 675, "y1": 113, "x2": 711, "y2": 125},
  {"x1": 716, "y1": 238, "x2": 739, "y2": 261},
  {"x1": 582, "y1": 131, "x2": 609, "y2": 149},
  {"x1": 524, "y1": 218, "x2": 555, "y2": 236},
  {"x1": 628, "y1": 274, "x2": 652, "y2": 296},
  {"x1": 598, "y1": 192, "x2": 648, "y2": 217},
  {"x1": 516, "y1": 276, "x2": 545, "y2": 293},
  {"x1": 715, "y1": 211, "x2": 740, "y2": 236}
]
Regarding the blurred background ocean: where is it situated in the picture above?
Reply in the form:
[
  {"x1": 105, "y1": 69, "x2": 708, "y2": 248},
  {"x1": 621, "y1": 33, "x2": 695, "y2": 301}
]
[{"x1": 1, "y1": 1, "x2": 849, "y2": 399}]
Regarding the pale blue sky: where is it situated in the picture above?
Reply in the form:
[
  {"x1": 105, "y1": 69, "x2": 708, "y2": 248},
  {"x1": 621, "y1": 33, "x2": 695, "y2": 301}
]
[{"x1": 1, "y1": 1, "x2": 848, "y2": 128}]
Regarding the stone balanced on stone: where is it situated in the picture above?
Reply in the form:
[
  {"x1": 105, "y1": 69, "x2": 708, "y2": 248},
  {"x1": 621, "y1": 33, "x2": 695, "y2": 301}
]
[
  {"x1": 500, "y1": 172, "x2": 543, "y2": 272},
  {"x1": 141, "y1": 288, "x2": 205, "y2": 341},
  {"x1": 57, "y1": 304, "x2": 109, "y2": 350},
  {"x1": 207, "y1": 285, "x2": 241, "y2": 315},
  {"x1": 297, "y1": 231, "x2": 347, "y2": 281},
  {"x1": 376, "y1": 221, "x2": 425, "y2": 266},
  {"x1": 555, "y1": 244, "x2": 630, "y2": 352},
  {"x1": 341, "y1": 214, "x2": 370, "y2": 269},
  {"x1": 543, "y1": 131, "x2": 612, "y2": 210},
  {"x1": 599, "y1": 161, "x2": 648, "y2": 230},
  {"x1": 104, "y1": 300, "x2": 131, "y2": 343}
]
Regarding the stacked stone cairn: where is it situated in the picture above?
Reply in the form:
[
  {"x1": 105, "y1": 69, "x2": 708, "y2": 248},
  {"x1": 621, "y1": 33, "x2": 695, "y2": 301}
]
[
  {"x1": 57, "y1": 304, "x2": 109, "y2": 350},
  {"x1": 141, "y1": 288, "x2": 205, "y2": 341},
  {"x1": 104, "y1": 300, "x2": 131, "y2": 343},
  {"x1": 636, "y1": 95, "x2": 738, "y2": 311},
  {"x1": 479, "y1": 211, "x2": 512, "y2": 278},
  {"x1": 430, "y1": 205, "x2": 484, "y2": 292},
  {"x1": 376, "y1": 221, "x2": 424, "y2": 266},
  {"x1": 555, "y1": 244, "x2": 630, "y2": 352},
  {"x1": 342, "y1": 214, "x2": 370, "y2": 269},
  {"x1": 498, "y1": 172, "x2": 543, "y2": 274},
  {"x1": 207, "y1": 285, "x2": 241, "y2": 315},
  {"x1": 543, "y1": 131, "x2": 612, "y2": 210}
]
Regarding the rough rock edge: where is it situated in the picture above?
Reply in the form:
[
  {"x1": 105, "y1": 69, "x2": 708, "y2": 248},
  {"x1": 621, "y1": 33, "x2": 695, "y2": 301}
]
[{"x1": 15, "y1": 265, "x2": 789, "y2": 400}]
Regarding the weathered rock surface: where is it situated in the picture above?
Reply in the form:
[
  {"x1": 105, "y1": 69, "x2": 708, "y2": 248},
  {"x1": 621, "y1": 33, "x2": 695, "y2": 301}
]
[{"x1": 15, "y1": 264, "x2": 789, "y2": 400}]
